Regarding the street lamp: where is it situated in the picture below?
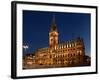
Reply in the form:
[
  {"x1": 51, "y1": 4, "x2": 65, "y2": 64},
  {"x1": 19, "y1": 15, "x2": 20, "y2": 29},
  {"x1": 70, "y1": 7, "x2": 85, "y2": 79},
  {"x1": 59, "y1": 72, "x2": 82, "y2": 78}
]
[{"x1": 23, "y1": 45, "x2": 29, "y2": 53}]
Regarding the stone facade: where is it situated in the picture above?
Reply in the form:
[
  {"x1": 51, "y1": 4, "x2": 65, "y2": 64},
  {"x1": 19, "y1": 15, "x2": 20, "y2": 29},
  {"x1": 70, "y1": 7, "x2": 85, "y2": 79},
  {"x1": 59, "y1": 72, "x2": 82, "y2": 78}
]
[
  {"x1": 34, "y1": 38, "x2": 85, "y2": 67},
  {"x1": 32, "y1": 16, "x2": 85, "y2": 67}
]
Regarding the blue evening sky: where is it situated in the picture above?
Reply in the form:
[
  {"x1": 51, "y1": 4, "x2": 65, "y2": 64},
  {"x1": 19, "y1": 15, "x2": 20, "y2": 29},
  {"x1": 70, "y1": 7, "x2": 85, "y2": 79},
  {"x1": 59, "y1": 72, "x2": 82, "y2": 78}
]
[{"x1": 23, "y1": 10, "x2": 91, "y2": 56}]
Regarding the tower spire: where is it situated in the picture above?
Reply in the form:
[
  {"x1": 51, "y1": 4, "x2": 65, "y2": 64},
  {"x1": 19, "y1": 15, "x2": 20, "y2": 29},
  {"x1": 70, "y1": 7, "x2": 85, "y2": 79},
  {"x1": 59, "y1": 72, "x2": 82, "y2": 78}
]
[
  {"x1": 50, "y1": 14, "x2": 57, "y2": 32},
  {"x1": 53, "y1": 14, "x2": 55, "y2": 24}
]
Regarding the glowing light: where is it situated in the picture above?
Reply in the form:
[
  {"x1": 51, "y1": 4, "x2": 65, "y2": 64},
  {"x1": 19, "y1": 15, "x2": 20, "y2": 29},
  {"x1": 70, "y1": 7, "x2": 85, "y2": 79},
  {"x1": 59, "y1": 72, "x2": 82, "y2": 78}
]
[{"x1": 23, "y1": 45, "x2": 29, "y2": 49}]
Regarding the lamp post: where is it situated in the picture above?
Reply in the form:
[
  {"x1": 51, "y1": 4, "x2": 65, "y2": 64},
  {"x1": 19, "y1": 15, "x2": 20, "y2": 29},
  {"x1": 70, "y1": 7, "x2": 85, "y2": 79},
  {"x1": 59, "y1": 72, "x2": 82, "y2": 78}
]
[{"x1": 23, "y1": 45, "x2": 29, "y2": 53}]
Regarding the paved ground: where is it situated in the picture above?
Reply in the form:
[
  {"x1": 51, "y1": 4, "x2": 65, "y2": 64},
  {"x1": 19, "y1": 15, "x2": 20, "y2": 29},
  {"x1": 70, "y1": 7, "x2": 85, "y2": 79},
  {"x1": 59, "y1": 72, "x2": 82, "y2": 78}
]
[{"x1": 23, "y1": 63, "x2": 90, "y2": 69}]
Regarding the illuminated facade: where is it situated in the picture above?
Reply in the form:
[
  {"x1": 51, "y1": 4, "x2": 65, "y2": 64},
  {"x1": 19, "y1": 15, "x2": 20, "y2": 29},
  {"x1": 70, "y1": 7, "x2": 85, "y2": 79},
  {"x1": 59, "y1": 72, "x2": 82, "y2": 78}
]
[
  {"x1": 22, "y1": 16, "x2": 91, "y2": 70},
  {"x1": 32, "y1": 16, "x2": 85, "y2": 67}
]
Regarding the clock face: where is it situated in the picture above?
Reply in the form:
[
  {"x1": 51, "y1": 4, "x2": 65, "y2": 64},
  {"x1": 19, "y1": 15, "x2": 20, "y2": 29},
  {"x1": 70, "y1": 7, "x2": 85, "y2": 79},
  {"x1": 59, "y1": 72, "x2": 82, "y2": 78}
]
[{"x1": 50, "y1": 37, "x2": 56, "y2": 45}]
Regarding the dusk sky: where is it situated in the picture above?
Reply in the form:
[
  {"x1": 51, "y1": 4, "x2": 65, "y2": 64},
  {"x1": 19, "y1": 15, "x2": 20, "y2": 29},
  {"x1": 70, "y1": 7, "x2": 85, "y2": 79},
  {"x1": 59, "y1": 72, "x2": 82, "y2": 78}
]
[{"x1": 23, "y1": 10, "x2": 91, "y2": 56}]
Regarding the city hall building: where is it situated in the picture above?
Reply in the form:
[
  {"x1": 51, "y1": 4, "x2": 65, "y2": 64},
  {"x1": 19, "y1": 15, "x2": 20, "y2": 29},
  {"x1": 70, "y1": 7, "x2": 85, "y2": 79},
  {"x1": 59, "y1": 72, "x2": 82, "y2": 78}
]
[{"x1": 23, "y1": 16, "x2": 90, "y2": 69}]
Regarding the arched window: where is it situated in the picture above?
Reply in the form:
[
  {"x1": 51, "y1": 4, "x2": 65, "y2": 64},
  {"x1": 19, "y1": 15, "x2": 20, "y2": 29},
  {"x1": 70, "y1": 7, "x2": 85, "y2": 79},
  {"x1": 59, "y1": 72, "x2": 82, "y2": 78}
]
[
  {"x1": 64, "y1": 45, "x2": 66, "y2": 48},
  {"x1": 61, "y1": 45, "x2": 63, "y2": 49},
  {"x1": 80, "y1": 50, "x2": 82, "y2": 55},
  {"x1": 67, "y1": 44, "x2": 69, "y2": 48},
  {"x1": 72, "y1": 43, "x2": 74, "y2": 47},
  {"x1": 77, "y1": 50, "x2": 80, "y2": 55},
  {"x1": 60, "y1": 45, "x2": 61, "y2": 49},
  {"x1": 75, "y1": 42, "x2": 77, "y2": 46},
  {"x1": 77, "y1": 50, "x2": 82, "y2": 56},
  {"x1": 70, "y1": 44, "x2": 71, "y2": 47}
]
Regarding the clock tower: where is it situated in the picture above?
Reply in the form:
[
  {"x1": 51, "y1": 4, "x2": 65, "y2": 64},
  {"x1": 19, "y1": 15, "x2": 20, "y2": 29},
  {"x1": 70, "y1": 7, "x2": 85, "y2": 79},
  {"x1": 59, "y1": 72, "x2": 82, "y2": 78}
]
[{"x1": 49, "y1": 15, "x2": 58, "y2": 49}]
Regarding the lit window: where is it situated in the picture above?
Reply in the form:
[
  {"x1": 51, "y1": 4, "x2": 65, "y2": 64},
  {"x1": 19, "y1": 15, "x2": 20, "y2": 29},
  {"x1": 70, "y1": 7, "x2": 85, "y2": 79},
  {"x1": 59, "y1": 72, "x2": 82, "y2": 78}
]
[
  {"x1": 57, "y1": 47, "x2": 58, "y2": 49},
  {"x1": 75, "y1": 42, "x2": 77, "y2": 46},
  {"x1": 60, "y1": 45, "x2": 61, "y2": 49},
  {"x1": 62, "y1": 45, "x2": 63, "y2": 49},
  {"x1": 67, "y1": 44, "x2": 68, "y2": 48},
  {"x1": 55, "y1": 46, "x2": 56, "y2": 50},
  {"x1": 64, "y1": 45, "x2": 66, "y2": 48},
  {"x1": 77, "y1": 50, "x2": 82, "y2": 55},
  {"x1": 72, "y1": 43, "x2": 74, "y2": 47},
  {"x1": 70, "y1": 44, "x2": 71, "y2": 47},
  {"x1": 80, "y1": 50, "x2": 82, "y2": 55}
]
